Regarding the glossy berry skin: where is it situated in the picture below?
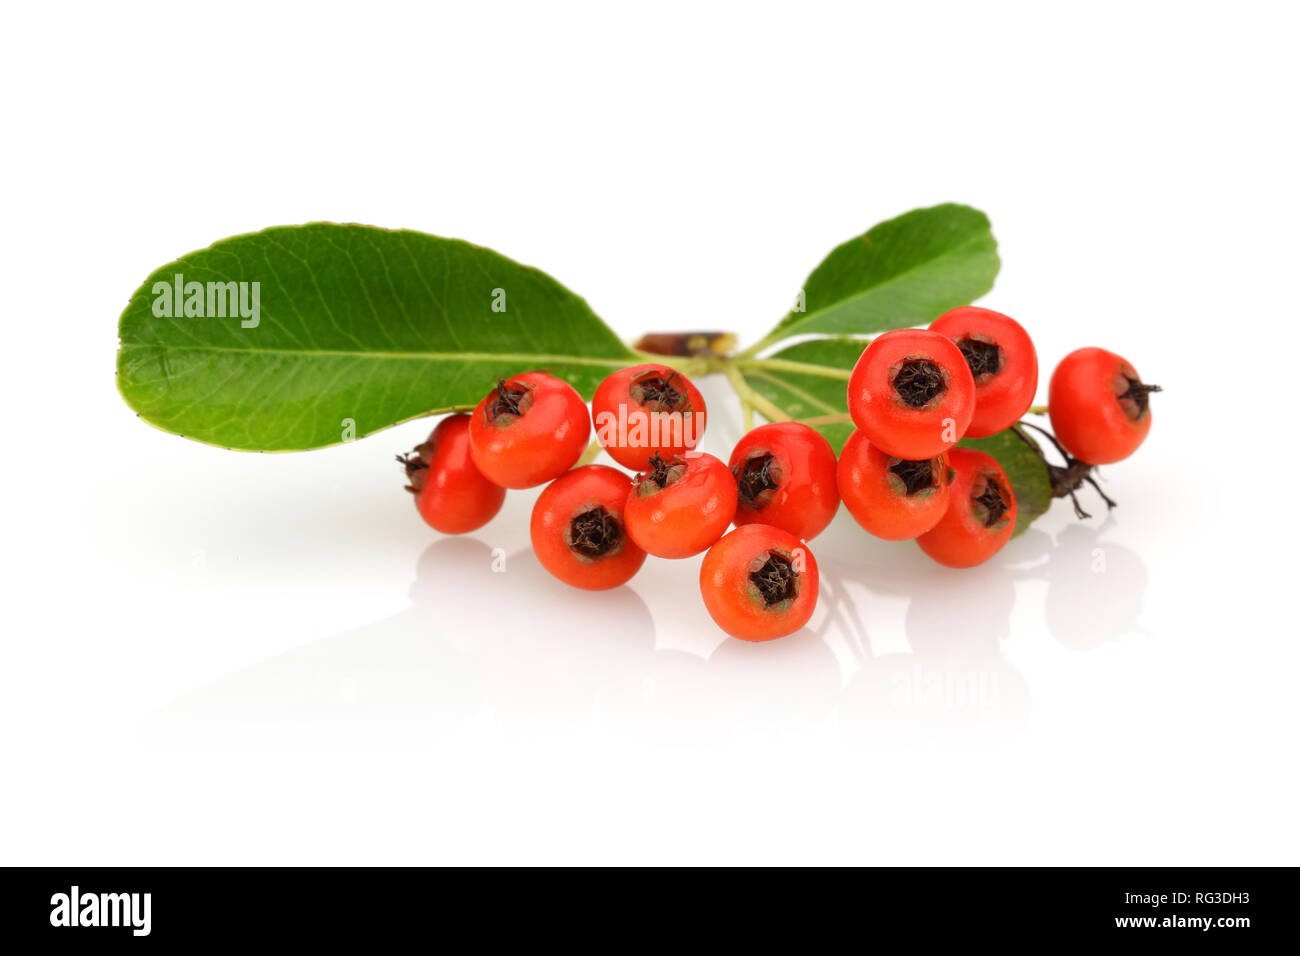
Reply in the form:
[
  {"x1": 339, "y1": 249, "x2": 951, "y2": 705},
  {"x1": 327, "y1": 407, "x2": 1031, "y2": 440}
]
[
  {"x1": 624, "y1": 452, "x2": 737, "y2": 559},
  {"x1": 729, "y1": 422, "x2": 839, "y2": 541},
  {"x1": 530, "y1": 465, "x2": 646, "y2": 590},
  {"x1": 699, "y1": 525, "x2": 819, "y2": 642},
  {"x1": 916, "y1": 448, "x2": 1017, "y2": 568},
  {"x1": 836, "y1": 429, "x2": 950, "y2": 541},
  {"x1": 591, "y1": 363, "x2": 708, "y2": 470},
  {"x1": 1049, "y1": 348, "x2": 1158, "y2": 464},
  {"x1": 467, "y1": 372, "x2": 591, "y2": 489},
  {"x1": 930, "y1": 306, "x2": 1038, "y2": 438},
  {"x1": 402, "y1": 414, "x2": 506, "y2": 535},
  {"x1": 847, "y1": 329, "x2": 976, "y2": 460}
]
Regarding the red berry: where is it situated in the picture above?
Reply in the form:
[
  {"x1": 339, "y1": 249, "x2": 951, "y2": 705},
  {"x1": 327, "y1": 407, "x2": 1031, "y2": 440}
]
[
  {"x1": 399, "y1": 414, "x2": 506, "y2": 534},
  {"x1": 847, "y1": 329, "x2": 975, "y2": 459},
  {"x1": 591, "y1": 363, "x2": 707, "y2": 470},
  {"x1": 930, "y1": 306, "x2": 1038, "y2": 437},
  {"x1": 916, "y1": 448, "x2": 1017, "y2": 568},
  {"x1": 1049, "y1": 347, "x2": 1160, "y2": 464},
  {"x1": 836, "y1": 429, "x2": 951, "y2": 540},
  {"x1": 467, "y1": 372, "x2": 591, "y2": 488},
  {"x1": 699, "y1": 525, "x2": 819, "y2": 641},
  {"x1": 530, "y1": 465, "x2": 646, "y2": 590},
  {"x1": 624, "y1": 452, "x2": 737, "y2": 559},
  {"x1": 729, "y1": 422, "x2": 840, "y2": 541}
]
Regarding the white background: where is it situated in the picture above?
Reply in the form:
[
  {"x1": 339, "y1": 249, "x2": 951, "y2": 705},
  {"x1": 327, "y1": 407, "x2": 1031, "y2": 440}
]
[{"x1": 2, "y1": 1, "x2": 1297, "y2": 865}]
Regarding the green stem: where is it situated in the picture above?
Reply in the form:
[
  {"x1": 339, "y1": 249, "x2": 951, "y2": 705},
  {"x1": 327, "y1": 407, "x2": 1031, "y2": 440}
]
[
  {"x1": 722, "y1": 363, "x2": 791, "y2": 423},
  {"x1": 574, "y1": 440, "x2": 604, "y2": 467},
  {"x1": 1028, "y1": 404, "x2": 1049, "y2": 415},
  {"x1": 736, "y1": 356, "x2": 853, "y2": 381},
  {"x1": 795, "y1": 413, "x2": 853, "y2": 427},
  {"x1": 629, "y1": 351, "x2": 711, "y2": 378}
]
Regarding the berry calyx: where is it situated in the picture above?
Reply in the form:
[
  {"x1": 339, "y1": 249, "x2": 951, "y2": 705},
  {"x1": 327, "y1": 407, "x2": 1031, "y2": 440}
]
[
  {"x1": 930, "y1": 306, "x2": 1039, "y2": 438},
  {"x1": 971, "y1": 472, "x2": 1010, "y2": 527},
  {"x1": 736, "y1": 453, "x2": 779, "y2": 506},
  {"x1": 467, "y1": 371, "x2": 591, "y2": 488},
  {"x1": 699, "y1": 524, "x2": 820, "y2": 641},
  {"x1": 591, "y1": 363, "x2": 707, "y2": 470},
  {"x1": 836, "y1": 429, "x2": 951, "y2": 541},
  {"x1": 749, "y1": 551, "x2": 796, "y2": 606},
  {"x1": 567, "y1": 506, "x2": 621, "y2": 558},
  {"x1": 490, "y1": 378, "x2": 530, "y2": 418},
  {"x1": 847, "y1": 329, "x2": 976, "y2": 459},
  {"x1": 1048, "y1": 347, "x2": 1161, "y2": 464},
  {"x1": 398, "y1": 414, "x2": 506, "y2": 535},
  {"x1": 891, "y1": 357, "x2": 948, "y2": 409},
  {"x1": 889, "y1": 456, "x2": 938, "y2": 495},
  {"x1": 530, "y1": 465, "x2": 646, "y2": 590},
  {"x1": 728, "y1": 422, "x2": 840, "y2": 541},
  {"x1": 624, "y1": 451, "x2": 737, "y2": 559},
  {"x1": 916, "y1": 447, "x2": 1017, "y2": 568}
]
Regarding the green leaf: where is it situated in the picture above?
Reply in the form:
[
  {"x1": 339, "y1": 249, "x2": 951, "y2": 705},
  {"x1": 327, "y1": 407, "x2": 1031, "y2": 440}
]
[
  {"x1": 116, "y1": 223, "x2": 636, "y2": 451},
  {"x1": 744, "y1": 337, "x2": 1051, "y2": 536},
  {"x1": 746, "y1": 203, "x2": 999, "y2": 354}
]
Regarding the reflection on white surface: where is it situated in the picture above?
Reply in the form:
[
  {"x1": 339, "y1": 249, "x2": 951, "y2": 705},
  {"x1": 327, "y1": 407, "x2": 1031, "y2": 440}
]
[{"x1": 146, "y1": 511, "x2": 1149, "y2": 747}]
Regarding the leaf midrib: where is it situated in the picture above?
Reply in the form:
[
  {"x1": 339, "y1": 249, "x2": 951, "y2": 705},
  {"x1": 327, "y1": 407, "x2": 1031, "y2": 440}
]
[
  {"x1": 118, "y1": 341, "x2": 633, "y2": 366},
  {"x1": 776, "y1": 228, "x2": 991, "y2": 335}
]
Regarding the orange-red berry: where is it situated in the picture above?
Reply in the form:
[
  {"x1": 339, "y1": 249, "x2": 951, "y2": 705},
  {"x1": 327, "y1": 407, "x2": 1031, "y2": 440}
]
[
  {"x1": 591, "y1": 364, "x2": 707, "y2": 470},
  {"x1": 467, "y1": 372, "x2": 591, "y2": 488},
  {"x1": 624, "y1": 452, "x2": 737, "y2": 559},
  {"x1": 847, "y1": 329, "x2": 976, "y2": 459},
  {"x1": 930, "y1": 306, "x2": 1038, "y2": 438},
  {"x1": 1049, "y1": 348, "x2": 1159, "y2": 464},
  {"x1": 729, "y1": 422, "x2": 839, "y2": 541},
  {"x1": 530, "y1": 465, "x2": 646, "y2": 590},
  {"x1": 399, "y1": 414, "x2": 506, "y2": 534},
  {"x1": 699, "y1": 525, "x2": 819, "y2": 641},
  {"x1": 916, "y1": 447, "x2": 1017, "y2": 568},
  {"x1": 837, "y1": 429, "x2": 951, "y2": 540}
]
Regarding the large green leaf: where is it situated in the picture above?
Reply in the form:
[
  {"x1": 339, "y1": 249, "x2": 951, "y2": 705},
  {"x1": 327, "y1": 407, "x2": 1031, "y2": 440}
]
[
  {"x1": 745, "y1": 204, "x2": 999, "y2": 354},
  {"x1": 744, "y1": 337, "x2": 1051, "y2": 535},
  {"x1": 116, "y1": 223, "x2": 636, "y2": 451}
]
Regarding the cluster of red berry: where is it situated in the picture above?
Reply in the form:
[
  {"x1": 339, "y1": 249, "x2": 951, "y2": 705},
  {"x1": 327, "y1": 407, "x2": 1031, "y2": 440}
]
[{"x1": 400, "y1": 306, "x2": 1159, "y2": 642}]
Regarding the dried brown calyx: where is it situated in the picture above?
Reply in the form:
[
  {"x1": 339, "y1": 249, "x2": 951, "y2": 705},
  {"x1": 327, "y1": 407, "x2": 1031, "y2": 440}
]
[
  {"x1": 735, "y1": 453, "x2": 779, "y2": 508},
  {"x1": 630, "y1": 370, "x2": 687, "y2": 412},
  {"x1": 750, "y1": 552, "x2": 796, "y2": 607},
  {"x1": 396, "y1": 443, "x2": 432, "y2": 494},
  {"x1": 487, "y1": 378, "x2": 532, "y2": 423},
  {"x1": 568, "y1": 506, "x2": 621, "y2": 559},
  {"x1": 958, "y1": 336, "x2": 1003, "y2": 383},
  {"x1": 892, "y1": 358, "x2": 947, "y2": 408},
  {"x1": 1116, "y1": 371, "x2": 1162, "y2": 421},
  {"x1": 636, "y1": 453, "x2": 687, "y2": 494},
  {"x1": 971, "y1": 473, "x2": 1010, "y2": 528},
  {"x1": 889, "y1": 457, "x2": 937, "y2": 496}
]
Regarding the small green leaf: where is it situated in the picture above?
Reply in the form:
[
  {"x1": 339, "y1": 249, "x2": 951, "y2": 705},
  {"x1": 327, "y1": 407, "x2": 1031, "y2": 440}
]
[
  {"x1": 116, "y1": 223, "x2": 636, "y2": 451},
  {"x1": 748, "y1": 203, "x2": 999, "y2": 353},
  {"x1": 745, "y1": 336, "x2": 1051, "y2": 536}
]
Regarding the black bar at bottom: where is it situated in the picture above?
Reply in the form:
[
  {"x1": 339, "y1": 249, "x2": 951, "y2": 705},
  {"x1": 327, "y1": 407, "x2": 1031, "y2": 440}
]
[{"x1": 1, "y1": 866, "x2": 1289, "y2": 944}]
